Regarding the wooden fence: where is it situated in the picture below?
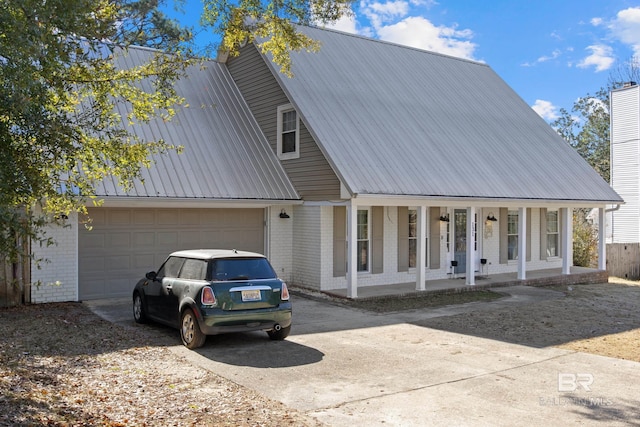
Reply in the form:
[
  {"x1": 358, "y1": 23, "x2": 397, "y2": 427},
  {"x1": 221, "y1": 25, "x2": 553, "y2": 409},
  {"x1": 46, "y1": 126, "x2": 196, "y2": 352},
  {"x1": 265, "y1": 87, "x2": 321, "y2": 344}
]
[{"x1": 607, "y1": 243, "x2": 640, "y2": 280}]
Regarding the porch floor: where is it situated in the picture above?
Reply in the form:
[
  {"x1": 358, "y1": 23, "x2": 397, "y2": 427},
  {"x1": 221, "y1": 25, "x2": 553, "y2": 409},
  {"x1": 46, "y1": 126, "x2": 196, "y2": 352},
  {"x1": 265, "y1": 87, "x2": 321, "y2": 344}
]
[{"x1": 323, "y1": 267, "x2": 607, "y2": 300}]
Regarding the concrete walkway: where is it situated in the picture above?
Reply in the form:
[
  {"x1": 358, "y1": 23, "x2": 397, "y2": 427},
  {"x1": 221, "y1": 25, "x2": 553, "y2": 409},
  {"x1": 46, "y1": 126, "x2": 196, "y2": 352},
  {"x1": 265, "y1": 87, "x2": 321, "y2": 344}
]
[{"x1": 86, "y1": 286, "x2": 640, "y2": 426}]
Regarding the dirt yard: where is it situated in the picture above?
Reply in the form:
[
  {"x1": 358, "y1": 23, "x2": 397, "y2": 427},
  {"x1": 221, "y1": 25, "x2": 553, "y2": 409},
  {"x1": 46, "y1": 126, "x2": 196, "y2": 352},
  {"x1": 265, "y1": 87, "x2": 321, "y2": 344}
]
[{"x1": 1, "y1": 277, "x2": 638, "y2": 425}]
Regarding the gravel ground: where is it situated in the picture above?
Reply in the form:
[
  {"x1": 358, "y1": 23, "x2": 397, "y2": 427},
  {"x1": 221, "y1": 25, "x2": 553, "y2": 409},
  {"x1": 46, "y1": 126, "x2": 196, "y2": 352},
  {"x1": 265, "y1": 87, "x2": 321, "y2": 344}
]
[
  {"x1": 0, "y1": 303, "x2": 322, "y2": 427},
  {"x1": 1, "y1": 277, "x2": 639, "y2": 425}
]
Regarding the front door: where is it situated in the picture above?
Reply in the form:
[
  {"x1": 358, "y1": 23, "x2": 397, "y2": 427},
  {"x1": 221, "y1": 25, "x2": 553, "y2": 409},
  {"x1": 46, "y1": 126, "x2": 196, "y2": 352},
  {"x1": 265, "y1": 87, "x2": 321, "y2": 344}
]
[{"x1": 454, "y1": 209, "x2": 467, "y2": 274}]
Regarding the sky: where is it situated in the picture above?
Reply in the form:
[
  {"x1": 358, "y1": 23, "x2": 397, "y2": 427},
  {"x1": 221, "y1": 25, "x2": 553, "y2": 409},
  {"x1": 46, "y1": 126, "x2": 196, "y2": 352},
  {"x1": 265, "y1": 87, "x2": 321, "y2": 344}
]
[{"x1": 163, "y1": 0, "x2": 640, "y2": 123}]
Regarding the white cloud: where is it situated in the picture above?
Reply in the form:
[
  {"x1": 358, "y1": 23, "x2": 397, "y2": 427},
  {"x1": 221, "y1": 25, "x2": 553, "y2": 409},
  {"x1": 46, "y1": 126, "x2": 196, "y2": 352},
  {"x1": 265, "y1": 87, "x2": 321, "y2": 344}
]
[
  {"x1": 362, "y1": 1, "x2": 410, "y2": 28},
  {"x1": 577, "y1": 44, "x2": 615, "y2": 72},
  {"x1": 320, "y1": 13, "x2": 359, "y2": 34},
  {"x1": 591, "y1": 17, "x2": 603, "y2": 26},
  {"x1": 374, "y1": 16, "x2": 476, "y2": 60},
  {"x1": 532, "y1": 100, "x2": 559, "y2": 121},
  {"x1": 610, "y1": 7, "x2": 640, "y2": 56}
]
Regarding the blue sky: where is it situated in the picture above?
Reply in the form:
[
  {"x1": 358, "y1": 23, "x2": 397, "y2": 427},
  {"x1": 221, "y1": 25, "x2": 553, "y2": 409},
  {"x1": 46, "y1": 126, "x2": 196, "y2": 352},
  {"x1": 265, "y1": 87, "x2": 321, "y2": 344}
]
[{"x1": 164, "y1": 0, "x2": 640, "y2": 122}]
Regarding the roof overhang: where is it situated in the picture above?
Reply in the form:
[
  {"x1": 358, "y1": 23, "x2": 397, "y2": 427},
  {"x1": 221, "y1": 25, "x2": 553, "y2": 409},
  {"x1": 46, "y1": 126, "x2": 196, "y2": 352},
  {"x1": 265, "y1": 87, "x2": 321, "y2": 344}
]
[
  {"x1": 90, "y1": 196, "x2": 303, "y2": 209},
  {"x1": 345, "y1": 193, "x2": 623, "y2": 209}
]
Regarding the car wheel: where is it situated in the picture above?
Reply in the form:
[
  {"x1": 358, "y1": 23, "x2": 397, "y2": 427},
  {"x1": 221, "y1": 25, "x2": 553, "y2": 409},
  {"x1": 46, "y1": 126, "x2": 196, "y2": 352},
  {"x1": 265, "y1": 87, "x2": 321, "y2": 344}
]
[
  {"x1": 133, "y1": 293, "x2": 147, "y2": 324},
  {"x1": 267, "y1": 324, "x2": 291, "y2": 341},
  {"x1": 180, "y1": 308, "x2": 206, "y2": 349}
]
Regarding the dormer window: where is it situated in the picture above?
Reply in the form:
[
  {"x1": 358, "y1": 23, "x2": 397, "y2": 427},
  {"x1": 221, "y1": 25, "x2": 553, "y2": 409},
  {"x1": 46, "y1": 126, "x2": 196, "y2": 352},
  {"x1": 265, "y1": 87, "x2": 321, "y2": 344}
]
[{"x1": 277, "y1": 104, "x2": 300, "y2": 160}]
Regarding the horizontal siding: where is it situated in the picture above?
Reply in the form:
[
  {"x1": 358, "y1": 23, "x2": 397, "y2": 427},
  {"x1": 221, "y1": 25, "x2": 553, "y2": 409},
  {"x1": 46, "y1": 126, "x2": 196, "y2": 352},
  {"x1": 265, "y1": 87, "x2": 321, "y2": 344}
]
[
  {"x1": 611, "y1": 85, "x2": 640, "y2": 242},
  {"x1": 227, "y1": 45, "x2": 341, "y2": 201}
]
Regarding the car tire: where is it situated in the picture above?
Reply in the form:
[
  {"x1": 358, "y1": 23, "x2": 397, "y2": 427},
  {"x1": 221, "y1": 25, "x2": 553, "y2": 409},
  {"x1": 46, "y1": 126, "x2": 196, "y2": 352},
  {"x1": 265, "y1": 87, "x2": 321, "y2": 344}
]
[
  {"x1": 267, "y1": 325, "x2": 291, "y2": 341},
  {"x1": 133, "y1": 293, "x2": 147, "y2": 324},
  {"x1": 180, "y1": 308, "x2": 206, "y2": 349}
]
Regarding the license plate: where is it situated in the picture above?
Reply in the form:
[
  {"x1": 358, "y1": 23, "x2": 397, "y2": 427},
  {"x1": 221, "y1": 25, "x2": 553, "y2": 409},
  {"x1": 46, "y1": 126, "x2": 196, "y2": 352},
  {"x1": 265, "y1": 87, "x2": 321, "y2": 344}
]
[{"x1": 241, "y1": 289, "x2": 261, "y2": 302}]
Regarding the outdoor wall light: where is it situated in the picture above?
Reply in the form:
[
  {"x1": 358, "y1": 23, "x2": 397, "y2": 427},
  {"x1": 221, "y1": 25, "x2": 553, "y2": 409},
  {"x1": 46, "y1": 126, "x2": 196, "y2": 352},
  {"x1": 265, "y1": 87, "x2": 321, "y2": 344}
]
[
  {"x1": 439, "y1": 213, "x2": 450, "y2": 222},
  {"x1": 486, "y1": 212, "x2": 498, "y2": 222},
  {"x1": 279, "y1": 209, "x2": 290, "y2": 219}
]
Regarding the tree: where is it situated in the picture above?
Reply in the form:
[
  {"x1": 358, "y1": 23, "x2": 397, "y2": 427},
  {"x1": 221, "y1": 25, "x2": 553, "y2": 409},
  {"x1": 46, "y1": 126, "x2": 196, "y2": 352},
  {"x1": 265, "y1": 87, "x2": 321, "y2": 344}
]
[
  {"x1": 201, "y1": 0, "x2": 355, "y2": 75},
  {"x1": 0, "y1": 0, "x2": 194, "y2": 303},
  {"x1": 552, "y1": 56, "x2": 640, "y2": 267}
]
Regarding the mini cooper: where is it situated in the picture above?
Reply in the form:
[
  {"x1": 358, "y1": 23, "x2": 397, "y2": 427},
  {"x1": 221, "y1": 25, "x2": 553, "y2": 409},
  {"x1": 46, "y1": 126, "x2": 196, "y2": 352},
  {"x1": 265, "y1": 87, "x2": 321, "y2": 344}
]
[{"x1": 132, "y1": 249, "x2": 292, "y2": 349}]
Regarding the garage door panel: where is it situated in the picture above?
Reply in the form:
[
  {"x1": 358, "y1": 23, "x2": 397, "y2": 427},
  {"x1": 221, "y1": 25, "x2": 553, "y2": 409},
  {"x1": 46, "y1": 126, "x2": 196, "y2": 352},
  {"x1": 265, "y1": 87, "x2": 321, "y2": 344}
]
[
  {"x1": 106, "y1": 255, "x2": 131, "y2": 272},
  {"x1": 158, "y1": 210, "x2": 179, "y2": 224},
  {"x1": 133, "y1": 232, "x2": 155, "y2": 247},
  {"x1": 109, "y1": 210, "x2": 132, "y2": 225},
  {"x1": 79, "y1": 208, "x2": 265, "y2": 300},
  {"x1": 108, "y1": 233, "x2": 131, "y2": 248},
  {"x1": 79, "y1": 233, "x2": 106, "y2": 250},
  {"x1": 134, "y1": 210, "x2": 155, "y2": 225},
  {"x1": 157, "y1": 231, "x2": 179, "y2": 246}
]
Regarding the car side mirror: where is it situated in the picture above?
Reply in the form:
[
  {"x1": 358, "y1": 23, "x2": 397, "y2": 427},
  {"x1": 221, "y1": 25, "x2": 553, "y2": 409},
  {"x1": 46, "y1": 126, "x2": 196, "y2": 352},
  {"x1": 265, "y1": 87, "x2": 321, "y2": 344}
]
[{"x1": 145, "y1": 271, "x2": 158, "y2": 281}]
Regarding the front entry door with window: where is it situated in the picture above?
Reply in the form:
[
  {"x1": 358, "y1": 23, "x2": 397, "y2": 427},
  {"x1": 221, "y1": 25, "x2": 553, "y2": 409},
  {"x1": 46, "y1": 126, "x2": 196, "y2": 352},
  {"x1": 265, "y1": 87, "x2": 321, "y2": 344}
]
[{"x1": 454, "y1": 209, "x2": 467, "y2": 274}]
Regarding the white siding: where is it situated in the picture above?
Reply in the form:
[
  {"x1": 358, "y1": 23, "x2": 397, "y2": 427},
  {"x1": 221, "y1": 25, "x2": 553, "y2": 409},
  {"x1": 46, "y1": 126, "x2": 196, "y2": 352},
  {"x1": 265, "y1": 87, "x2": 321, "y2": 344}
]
[{"x1": 611, "y1": 85, "x2": 640, "y2": 242}]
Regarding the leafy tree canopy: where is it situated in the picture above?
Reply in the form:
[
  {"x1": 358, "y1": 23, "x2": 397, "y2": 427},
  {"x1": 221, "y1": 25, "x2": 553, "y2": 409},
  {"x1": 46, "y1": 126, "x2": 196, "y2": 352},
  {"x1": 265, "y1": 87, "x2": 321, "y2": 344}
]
[
  {"x1": 552, "y1": 57, "x2": 640, "y2": 183},
  {"x1": 0, "y1": 0, "x2": 194, "y2": 261},
  {"x1": 201, "y1": 0, "x2": 355, "y2": 75}
]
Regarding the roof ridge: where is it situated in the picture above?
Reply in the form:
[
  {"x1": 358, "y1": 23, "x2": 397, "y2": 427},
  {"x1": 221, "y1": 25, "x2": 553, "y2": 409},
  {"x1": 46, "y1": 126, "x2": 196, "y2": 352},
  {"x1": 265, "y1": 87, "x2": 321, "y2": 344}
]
[{"x1": 299, "y1": 23, "x2": 488, "y2": 67}]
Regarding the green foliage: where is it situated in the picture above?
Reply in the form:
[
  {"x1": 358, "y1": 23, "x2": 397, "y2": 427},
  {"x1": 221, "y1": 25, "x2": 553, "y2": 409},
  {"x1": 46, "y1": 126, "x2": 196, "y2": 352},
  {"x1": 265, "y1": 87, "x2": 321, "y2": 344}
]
[
  {"x1": 573, "y1": 209, "x2": 598, "y2": 268},
  {"x1": 552, "y1": 88, "x2": 611, "y2": 182},
  {"x1": 201, "y1": 0, "x2": 354, "y2": 76},
  {"x1": 0, "y1": 0, "x2": 194, "y2": 266}
]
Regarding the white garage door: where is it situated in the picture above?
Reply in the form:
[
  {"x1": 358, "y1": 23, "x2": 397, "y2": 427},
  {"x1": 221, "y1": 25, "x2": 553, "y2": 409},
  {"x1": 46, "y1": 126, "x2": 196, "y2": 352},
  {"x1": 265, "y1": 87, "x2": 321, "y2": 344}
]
[{"x1": 79, "y1": 208, "x2": 265, "y2": 300}]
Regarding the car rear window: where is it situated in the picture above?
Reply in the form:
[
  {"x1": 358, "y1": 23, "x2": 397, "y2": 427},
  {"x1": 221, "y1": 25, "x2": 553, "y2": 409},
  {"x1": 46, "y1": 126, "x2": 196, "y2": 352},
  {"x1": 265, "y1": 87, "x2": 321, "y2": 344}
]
[{"x1": 210, "y1": 257, "x2": 276, "y2": 281}]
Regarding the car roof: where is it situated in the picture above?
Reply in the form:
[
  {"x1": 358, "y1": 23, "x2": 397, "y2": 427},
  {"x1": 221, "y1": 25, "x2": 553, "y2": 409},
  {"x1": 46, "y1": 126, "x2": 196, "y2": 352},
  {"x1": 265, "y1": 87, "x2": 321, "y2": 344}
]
[{"x1": 168, "y1": 249, "x2": 266, "y2": 260}]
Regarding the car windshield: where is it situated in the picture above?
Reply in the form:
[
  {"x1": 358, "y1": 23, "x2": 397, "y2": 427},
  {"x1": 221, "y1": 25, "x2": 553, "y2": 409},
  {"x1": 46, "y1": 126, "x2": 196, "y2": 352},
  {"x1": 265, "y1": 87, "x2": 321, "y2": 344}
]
[{"x1": 210, "y1": 257, "x2": 276, "y2": 281}]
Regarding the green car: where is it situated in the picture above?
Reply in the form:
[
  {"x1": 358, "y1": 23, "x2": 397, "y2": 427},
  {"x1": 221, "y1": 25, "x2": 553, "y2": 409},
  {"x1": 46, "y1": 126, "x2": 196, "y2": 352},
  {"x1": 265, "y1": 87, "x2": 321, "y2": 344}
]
[{"x1": 132, "y1": 249, "x2": 292, "y2": 349}]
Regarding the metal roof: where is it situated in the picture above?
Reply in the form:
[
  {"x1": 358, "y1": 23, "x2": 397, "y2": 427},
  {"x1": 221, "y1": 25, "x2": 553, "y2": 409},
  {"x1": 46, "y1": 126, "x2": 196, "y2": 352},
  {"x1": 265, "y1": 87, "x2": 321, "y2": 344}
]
[
  {"x1": 95, "y1": 46, "x2": 299, "y2": 201},
  {"x1": 265, "y1": 26, "x2": 621, "y2": 204}
]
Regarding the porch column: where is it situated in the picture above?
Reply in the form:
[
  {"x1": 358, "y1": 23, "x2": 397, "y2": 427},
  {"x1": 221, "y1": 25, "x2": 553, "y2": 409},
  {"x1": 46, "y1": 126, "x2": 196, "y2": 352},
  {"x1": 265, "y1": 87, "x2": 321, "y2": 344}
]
[
  {"x1": 346, "y1": 200, "x2": 358, "y2": 298},
  {"x1": 416, "y1": 205, "x2": 427, "y2": 291},
  {"x1": 466, "y1": 206, "x2": 476, "y2": 285},
  {"x1": 517, "y1": 207, "x2": 527, "y2": 280},
  {"x1": 598, "y1": 207, "x2": 606, "y2": 270},
  {"x1": 562, "y1": 207, "x2": 573, "y2": 274}
]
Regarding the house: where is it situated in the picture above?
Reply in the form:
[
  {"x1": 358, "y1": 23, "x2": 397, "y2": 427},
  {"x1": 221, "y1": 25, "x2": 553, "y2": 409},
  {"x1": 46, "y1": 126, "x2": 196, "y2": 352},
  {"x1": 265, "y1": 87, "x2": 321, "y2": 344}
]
[
  {"x1": 30, "y1": 26, "x2": 621, "y2": 303},
  {"x1": 610, "y1": 82, "x2": 640, "y2": 243}
]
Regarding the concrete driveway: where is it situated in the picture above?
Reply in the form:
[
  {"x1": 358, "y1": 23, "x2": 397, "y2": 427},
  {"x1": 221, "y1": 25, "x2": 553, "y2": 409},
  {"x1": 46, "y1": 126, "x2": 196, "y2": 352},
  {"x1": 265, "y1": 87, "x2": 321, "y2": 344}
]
[{"x1": 87, "y1": 287, "x2": 640, "y2": 426}]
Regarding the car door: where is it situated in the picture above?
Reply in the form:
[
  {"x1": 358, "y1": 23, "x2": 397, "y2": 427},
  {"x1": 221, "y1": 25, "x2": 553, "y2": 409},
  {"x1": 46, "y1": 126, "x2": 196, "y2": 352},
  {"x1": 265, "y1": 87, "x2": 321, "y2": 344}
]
[{"x1": 145, "y1": 256, "x2": 184, "y2": 322}]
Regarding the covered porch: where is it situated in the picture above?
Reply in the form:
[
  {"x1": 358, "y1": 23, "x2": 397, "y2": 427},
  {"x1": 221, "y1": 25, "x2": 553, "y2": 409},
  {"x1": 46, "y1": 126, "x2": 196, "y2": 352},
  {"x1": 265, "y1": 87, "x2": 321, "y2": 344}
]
[{"x1": 327, "y1": 266, "x2": 607, "y2": 300}]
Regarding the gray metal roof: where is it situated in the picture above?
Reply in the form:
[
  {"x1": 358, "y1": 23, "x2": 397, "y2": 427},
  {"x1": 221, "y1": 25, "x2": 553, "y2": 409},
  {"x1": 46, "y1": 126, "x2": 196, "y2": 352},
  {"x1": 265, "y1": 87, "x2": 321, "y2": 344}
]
[
  {"x1": 265, "y1": 26, "x2": 621, "y2": 204},
  {"x1": 96, "y1": 46, "x2": 299, "y2": 201}
]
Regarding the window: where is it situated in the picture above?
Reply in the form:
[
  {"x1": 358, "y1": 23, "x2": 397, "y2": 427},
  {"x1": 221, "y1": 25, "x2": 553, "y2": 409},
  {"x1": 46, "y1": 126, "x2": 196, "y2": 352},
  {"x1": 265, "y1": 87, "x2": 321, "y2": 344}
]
[
  {"x1": 157, "y1": 257, "x2": 185, "y2": 279},
  {"x1": 277, "y1": 104, "x2": 299, "y2": 159},
  {"x1": 507, "y1": 210, "x2": 518, "y2": 260},
  {"x1": 546, "y1": 210, "x2": 559, "y2": 257},
  {"x1": 211, "y1": 258, "x2": 277, "y2": 281},
  {"x1": 408, "y1": 209, "x2": 417, "y2": 268},
  {"x1": 357, "y1": 209, "x2": 369, "y2": 272},
  {"x1": 179, "y1": 259, "x2": 207, "y2": 281}
]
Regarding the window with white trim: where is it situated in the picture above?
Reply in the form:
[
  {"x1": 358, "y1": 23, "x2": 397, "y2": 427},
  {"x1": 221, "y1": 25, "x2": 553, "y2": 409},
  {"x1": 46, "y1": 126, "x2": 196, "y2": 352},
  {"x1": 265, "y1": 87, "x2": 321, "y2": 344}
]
[
  {"x1": 277, "y1": 104, "x2": 300, "y2": 160},
  {"x1": 357, "y1": 209, "x2": 369, "y2": 272},
  {"x1": 546, "y1": 209, "x2": 559, "y2": 257},
  {"x1": 507, "y1": 210, "x2": 518, "y2": 260},
  {"x1": 408, "y1": 209, "x2": 417, "y2": 268}
]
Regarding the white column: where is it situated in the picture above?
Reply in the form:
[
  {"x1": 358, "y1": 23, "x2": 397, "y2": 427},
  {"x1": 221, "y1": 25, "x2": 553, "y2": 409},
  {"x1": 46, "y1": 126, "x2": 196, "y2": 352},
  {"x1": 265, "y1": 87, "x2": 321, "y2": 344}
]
[
  {"x1": 517, "y1": 207, "x2": 527, "y2": 280},
  {"x1": 416, "y1": 205, "x2": 427, "y2": 291},
  {"x1": 466, "y1": 206, "x2": 476, "y2": 285},
  {"x1": 346, "y1": 200, "x2": 358, "y2": 298},
  {"x1": 562, "y1": 207, "x2": 573, "y2": 274},
  {"x1": 598, "y1": 207, "x2": 606, "y2": 270}
]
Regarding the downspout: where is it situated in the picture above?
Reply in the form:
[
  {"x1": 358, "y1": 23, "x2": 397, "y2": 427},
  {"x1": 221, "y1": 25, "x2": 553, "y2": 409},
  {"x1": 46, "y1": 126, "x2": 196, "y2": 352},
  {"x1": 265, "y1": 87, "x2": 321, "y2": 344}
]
[{"x1": 605, "y1": 204, "x2": 621, "y2": 243}]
